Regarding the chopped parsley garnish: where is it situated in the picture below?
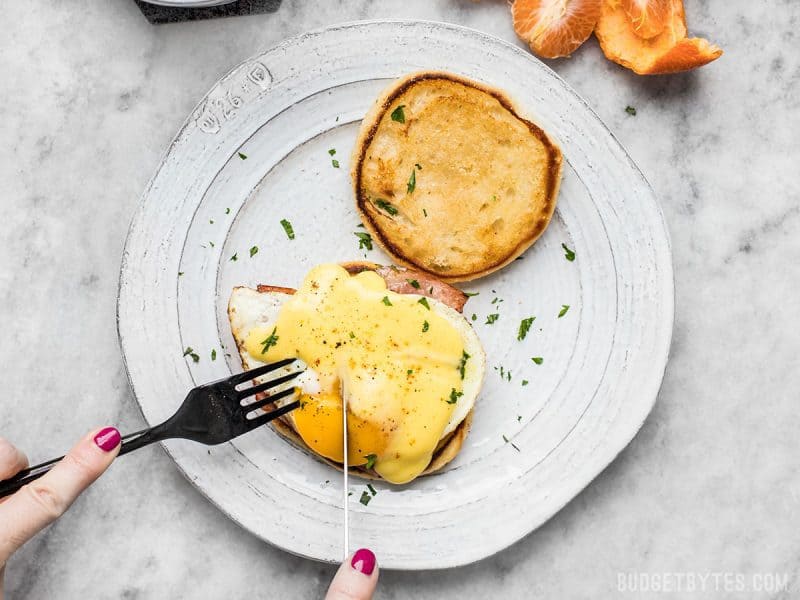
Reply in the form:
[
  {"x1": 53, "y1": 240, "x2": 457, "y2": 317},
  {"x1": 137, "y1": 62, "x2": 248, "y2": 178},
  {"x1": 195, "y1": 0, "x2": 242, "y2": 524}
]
[
  {"x1": 390, "y1": 105, "x2": 406, "y2": 123},
  {"x1": 561, "y1": 242, "x2": 576, "y2": 262},
  {"x1": 464, "y1": 291, "x2": 480, "y2": 297},
  {"x1": 208, "y1": 241, "x2": 215, "y2": 248},
  {"x1": 625, "y1": 105, "x2": 637, "y2": 116},
  {"x1": 230, "y1": 253, "x2": 238, "y2": 262},
  {"x1": 359, "y1": 491, "x2": 372, "y2": 506},
  {"x1": 237, "y1": 152, "x2": 247, "y2": 160},
  {"x1": 382, "y1": 296, "x2": 393, "y2": 306},
  {"x1": 225, "y1": 207, "x2": 231, "y2": 214},
  {"x1": 471, "y1": 313, "x2": 477, "y2": 321},
  {"x1": 532, "y1": 356, "x2": 544, "y2": 365},
  {"x1": 331, "y1": 159, "x2": 340, "y2": 168},
  {"x1": 328, "y1": 148, "x2": 336, "y2": 156},
  {"x1": 354, "y1": 231, "x2": 373, "y2": 251},
  {"x1": 367, "y1": 483, "x2": 377, "y2": 496},
  {"x1": 211, "y1": 349, "x2": 217, "y2": 361},
  {"x1": 521, "y1": 379, "x2": 529, "y2": 386},
  {"x1": 183, "y1": 347, "x2": 200, "y2": 363},
  {"x1": 422, "y1": 320, "x2": 429, "y2": 332},
  {"x1": 280, "y1": 219, "x2": 295, "y2": 240},
  {"x1": 407, "y1": 369, "x2": 413, "y2": 375},
  {"x1": 364, "y1": 454, "x2": 377, "y2": 470},
  {"x1": 418, "y1": 297, "x2": 430, "y2": 310},
  {"x1": 517, "y1": 317, "x2": 535, "y2": 341},
  {"x1": 407, "y1": 278, "x2": 420, "y2": 289},
  {"x1": 491, "y1": 297, "x2": 503, "y2": 305},
  {"x1": 458, "y1": 351, "x2": 470, "y2": 379},
  {"x1": 485, "y1": 313, "x2": 499, "y2": 325},
  {"x1": 209, "y1": 219, "x2": 214, "y2": 224},
  {"x1": 558, "y1": 304, "x2": 570, "y2": 318},
  {"x1": 502, "y1": 434, "x2": 521, "y2": 452},
  {"x1": 260, "y1": 327, "x2": 279, "y2": 355},
  {"x1": 349, "y1": 331, "x2": 356, "y2": 339},
  {"x1": 374, "y1": 198, "x2": 398, "y2": 216},
  {"x1": 517, "y1": 415, "x2": 522, "y2": 422},
  {"x1": 249, "y1": 245, "x2": 259, "y2": 258},
  {"x1": 178, "y1": 271, "x2": 184, "y2": 277},
  {"x1": 407, "y1": 168, "x2": 416, "y2": 194},
  {"x1": 447, "y1": 388, "x2": 463, "y2": 404}
]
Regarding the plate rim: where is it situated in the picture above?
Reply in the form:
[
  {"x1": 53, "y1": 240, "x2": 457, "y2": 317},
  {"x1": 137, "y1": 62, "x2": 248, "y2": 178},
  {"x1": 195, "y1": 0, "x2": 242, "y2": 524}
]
[{"x1": 117, "y1": 18, "x2": 675, "y2": 569}]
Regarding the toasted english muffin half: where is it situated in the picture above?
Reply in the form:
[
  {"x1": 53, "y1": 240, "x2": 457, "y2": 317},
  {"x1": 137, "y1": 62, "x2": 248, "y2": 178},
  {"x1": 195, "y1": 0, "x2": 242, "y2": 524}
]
[
  {"x1": 352, "y1": 72, "x2": 563, "y2": 282},
  {"x1": 227, "y1": 262, "x2": 478, "y2": 481}
]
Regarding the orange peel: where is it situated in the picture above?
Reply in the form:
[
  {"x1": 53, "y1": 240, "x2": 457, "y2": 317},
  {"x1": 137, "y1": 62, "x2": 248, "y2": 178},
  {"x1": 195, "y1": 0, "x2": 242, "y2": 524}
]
[{"x1": 595, "y1": 0, "x2": 722, "y2": 74}]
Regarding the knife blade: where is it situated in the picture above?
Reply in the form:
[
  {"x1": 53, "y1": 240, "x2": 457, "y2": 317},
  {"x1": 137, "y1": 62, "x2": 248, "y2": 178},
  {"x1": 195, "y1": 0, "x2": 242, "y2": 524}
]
[{"x1": 342, "y1": 383, "x2": 349, "y2": 560}]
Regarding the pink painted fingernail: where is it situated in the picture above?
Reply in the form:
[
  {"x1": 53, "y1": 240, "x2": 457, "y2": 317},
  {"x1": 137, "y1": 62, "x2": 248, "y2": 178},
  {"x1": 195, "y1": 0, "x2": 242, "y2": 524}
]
[
  {"x1": 94, "y1": 427, "x2": 121, "y2": 452},
  {"x1": 351, "y1": 548, "x2": 376, "y2": 575}
]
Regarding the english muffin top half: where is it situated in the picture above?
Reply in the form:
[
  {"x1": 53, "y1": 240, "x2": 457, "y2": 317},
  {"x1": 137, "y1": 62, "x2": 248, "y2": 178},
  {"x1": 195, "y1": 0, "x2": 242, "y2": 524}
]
[{"x1": 352, "y1": 72, "x2": 563, "y2": 283}]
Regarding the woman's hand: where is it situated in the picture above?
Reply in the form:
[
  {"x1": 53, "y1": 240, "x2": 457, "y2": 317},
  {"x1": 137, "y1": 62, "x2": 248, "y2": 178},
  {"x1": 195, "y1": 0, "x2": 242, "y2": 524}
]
[
  {"x1": 0, "y1": 428, "x2": 378, "y2": 599},
  {"x1": 325, "y1": 548, "x2": 379, "y2": 600},
  {"x1": 0, "y1": 427, "x2": 121, "y2": 596}
]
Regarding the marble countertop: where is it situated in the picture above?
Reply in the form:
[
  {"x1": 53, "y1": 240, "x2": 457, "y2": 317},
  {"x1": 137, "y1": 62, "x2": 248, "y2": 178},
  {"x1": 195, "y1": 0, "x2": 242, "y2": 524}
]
[{"x1": 2, "y1": 1, "x2": 798, "y2": 598}]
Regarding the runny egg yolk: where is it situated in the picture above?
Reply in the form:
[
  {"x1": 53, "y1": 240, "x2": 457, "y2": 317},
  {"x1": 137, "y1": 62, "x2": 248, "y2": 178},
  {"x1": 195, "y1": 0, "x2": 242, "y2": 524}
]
[{"x1": 243, "y1": 263, "x2": 465, "y2": 484}]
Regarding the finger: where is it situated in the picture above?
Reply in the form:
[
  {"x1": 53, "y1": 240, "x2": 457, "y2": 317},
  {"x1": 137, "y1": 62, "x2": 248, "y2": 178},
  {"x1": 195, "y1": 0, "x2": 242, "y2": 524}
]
[
  {"x1": 0, "y1": 438, "x2": 29, "y2": 479},
  {"x1": 325, "y1": 548, "x2": 379, "y2": 600},
  {"x1": 0, "y1": 427, "x2": 120, "y2": 564}
]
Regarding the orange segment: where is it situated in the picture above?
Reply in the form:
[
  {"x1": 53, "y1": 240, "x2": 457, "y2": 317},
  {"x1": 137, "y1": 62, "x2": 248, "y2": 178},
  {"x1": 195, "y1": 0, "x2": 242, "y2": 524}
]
[
  {"x1": 622, "y1": 0, "x2": 671, "y2": 39},
  {"x1": 512, "y1": 0, "x2": 602, "y2": 59},
  {"x1": 595, "y1": 0, "x2": 721, "y2": 74}
]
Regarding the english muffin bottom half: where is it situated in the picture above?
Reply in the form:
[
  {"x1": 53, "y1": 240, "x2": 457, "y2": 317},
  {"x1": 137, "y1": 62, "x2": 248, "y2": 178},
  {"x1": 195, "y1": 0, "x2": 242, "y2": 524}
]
[{"x1": 352, "y1": 72, "x2": 563, "y2": 282}]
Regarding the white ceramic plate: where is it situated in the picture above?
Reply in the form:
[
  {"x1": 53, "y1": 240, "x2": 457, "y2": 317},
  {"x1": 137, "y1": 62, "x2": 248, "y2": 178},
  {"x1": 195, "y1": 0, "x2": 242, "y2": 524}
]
[
  {"x1": 141, "y1": 0, "x2": 235, "y2": 7},
  {"x1": 118, "y1": 20, "x2": 673, "y2": 569}
]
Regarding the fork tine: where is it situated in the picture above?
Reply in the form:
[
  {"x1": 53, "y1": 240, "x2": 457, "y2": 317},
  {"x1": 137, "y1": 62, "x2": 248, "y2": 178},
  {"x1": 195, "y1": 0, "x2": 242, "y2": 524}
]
[
  {"x1": 226, "y1": 358, "x2": 297, "y2": 386},
  {"x1": 237, "y1": 370, "x2": 303, "y2": 400},
  {"x1": 247, "y1": 398, "x2": 302, "y2": 428},
  {"x1": 241, "y1": 386, "x2": 298, "y2": 411}
]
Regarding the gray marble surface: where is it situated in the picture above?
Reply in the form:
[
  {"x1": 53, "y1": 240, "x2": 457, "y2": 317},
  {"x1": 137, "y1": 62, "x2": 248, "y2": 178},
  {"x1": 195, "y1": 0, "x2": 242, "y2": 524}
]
[{"x1": 1, "y1": 1, "x2": 798, "y2": 598}]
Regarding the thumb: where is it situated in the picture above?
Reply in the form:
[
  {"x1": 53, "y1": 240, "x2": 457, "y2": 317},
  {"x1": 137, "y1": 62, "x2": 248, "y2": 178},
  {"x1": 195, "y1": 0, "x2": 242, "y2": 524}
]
[
  {"x1": 325, "y1": 548, "x2": 379, "y2": 600},
  {"x1": 0, "y1": 427, "x2": 120, "y2": 564}
]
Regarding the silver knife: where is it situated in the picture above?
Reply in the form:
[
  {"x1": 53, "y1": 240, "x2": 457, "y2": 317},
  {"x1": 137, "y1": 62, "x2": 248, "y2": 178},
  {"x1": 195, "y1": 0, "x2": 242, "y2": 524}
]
[{"x1": 342, "y1": 384, "x2": 349, "y2": 560}]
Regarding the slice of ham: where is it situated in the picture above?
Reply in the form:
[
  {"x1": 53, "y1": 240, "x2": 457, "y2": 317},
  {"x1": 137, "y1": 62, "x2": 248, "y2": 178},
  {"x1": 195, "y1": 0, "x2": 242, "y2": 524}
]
[
  {"x1": 257, "y1": 262, "x2": 468, "y2": 313},
  {"x1": 374, "y1": 265, "x2": 467, "y2": 313}
]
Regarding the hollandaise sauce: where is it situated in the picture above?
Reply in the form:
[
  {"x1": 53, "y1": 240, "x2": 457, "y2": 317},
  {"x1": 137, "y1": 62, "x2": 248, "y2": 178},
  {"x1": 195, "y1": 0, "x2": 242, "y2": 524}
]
[{"x1": 244, "y1": 264, "x2": 464, "y2": 484}]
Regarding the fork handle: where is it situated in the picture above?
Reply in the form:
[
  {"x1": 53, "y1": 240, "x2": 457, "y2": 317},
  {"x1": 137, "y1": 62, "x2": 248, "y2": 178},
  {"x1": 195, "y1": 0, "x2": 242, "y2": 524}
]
[{"x1": 0, "y1": 425, "x2": 169, "y2": 498}]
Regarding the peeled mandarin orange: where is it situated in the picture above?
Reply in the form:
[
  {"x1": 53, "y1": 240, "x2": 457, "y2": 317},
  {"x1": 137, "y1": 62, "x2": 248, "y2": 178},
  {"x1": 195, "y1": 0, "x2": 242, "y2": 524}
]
[
  {"x1": 595, "y1": 0, "x2": 721, "y2": 74},
  {"x1": 622, "y1": 0, "x2": 671, "y2": 39},
  {"x1": 512, "y1": 0, "x2": 602, "y2": 59}
]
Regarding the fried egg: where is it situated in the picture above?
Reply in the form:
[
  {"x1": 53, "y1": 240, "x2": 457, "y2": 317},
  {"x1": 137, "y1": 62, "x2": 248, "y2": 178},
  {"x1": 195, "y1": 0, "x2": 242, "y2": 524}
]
[{"x1": 228, "y1": 263, "x2": 485, "y2": 484}]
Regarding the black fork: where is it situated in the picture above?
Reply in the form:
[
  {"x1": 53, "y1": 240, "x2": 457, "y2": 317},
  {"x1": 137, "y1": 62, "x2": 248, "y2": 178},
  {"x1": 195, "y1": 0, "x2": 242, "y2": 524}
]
[{"x1": 0, "y1": 359, "x2": 303, "y2": 498}]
